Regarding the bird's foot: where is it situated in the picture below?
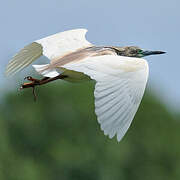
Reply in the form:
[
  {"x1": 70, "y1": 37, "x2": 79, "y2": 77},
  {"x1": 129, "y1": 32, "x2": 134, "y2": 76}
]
[
  {"x1": 24, "y1": 76, "x2": 41, "y2": 83},
  {"x1": 19, "y1": 74, "x2": 67, "y2": 101},
  {"x1": 20, "y1": 76, "x2": 42, "y2": 89},
  {"x1": 20, "y1": 76, "x2": 42, "y2": 101}
]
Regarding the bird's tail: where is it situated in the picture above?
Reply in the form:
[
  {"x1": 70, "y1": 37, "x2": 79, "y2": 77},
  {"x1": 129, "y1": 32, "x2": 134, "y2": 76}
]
[{"x1": 32, "y1": 64, "x2": 60, "y2": 78}]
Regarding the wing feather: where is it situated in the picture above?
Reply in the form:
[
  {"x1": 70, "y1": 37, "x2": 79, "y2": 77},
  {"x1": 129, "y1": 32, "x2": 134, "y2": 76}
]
[
  {"x1": 6, "y1": 42, "x2": 42, "y2": 76},
  {"x1": 62, "y1": 55, "x2": 149, "y2": 141},
  {"x1": 36, "y1": 29, "x2": 92, "y2": 60},
  {"x1": 6, "y1": 29, "x2": 91, "y2": 76}
]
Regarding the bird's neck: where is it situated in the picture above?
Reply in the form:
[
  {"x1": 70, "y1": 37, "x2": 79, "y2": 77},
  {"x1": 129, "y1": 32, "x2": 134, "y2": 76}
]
[{"x1": 108, "y1": 46, "x2": 126, "y2": 56}]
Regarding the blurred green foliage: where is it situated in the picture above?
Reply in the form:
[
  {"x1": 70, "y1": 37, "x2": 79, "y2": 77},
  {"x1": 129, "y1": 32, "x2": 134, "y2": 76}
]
[{"x1": 0, "y1": 81, "x2": 180, "y2": 180}]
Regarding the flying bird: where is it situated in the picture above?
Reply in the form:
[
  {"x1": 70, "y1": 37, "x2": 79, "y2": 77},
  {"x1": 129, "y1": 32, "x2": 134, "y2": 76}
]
[{"x1": 6, "y1": 29, "x2": 165, "y2": 141}]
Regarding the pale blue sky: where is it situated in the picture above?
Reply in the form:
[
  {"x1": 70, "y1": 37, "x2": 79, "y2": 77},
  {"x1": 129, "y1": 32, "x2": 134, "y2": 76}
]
[{"x1": 0, "y1": 0, "x2": 180, "y2": 111}]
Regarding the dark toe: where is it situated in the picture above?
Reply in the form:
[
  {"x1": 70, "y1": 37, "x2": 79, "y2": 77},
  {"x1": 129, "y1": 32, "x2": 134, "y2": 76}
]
[{"x1": 24, "y1": 76, "x2": 32, "y2": 81}]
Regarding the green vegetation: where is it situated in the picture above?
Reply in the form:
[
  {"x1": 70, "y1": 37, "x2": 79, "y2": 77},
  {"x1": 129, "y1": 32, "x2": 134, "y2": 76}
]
[{"x1": 0, "y1": 81, "x2": 179, "y2": 180}]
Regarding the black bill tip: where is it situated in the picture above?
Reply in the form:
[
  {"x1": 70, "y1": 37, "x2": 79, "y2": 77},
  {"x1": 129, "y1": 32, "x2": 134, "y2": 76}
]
[
  {"x1": 142, "y1": 50, "x2": 166, "y2": 56},
  {"x1": 152, "y1": 51, "x2": 166, "y2": 55}
]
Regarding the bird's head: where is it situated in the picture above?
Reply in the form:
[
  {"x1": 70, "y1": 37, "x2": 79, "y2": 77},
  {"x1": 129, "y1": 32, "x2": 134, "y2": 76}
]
[{"x1": 112, "y1": 46, "x2": 166, "y2": 58}]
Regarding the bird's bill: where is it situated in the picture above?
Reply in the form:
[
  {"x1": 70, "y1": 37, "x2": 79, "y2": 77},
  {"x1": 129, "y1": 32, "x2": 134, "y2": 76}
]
[{"x1": 142, "y1": 50, "x2": 166, "y2": 56}]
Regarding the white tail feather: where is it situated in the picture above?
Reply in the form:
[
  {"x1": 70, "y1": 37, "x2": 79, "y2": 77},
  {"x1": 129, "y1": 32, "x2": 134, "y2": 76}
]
[{"x1": 32, "y1": 64, "x2": 60, "y2": 78}]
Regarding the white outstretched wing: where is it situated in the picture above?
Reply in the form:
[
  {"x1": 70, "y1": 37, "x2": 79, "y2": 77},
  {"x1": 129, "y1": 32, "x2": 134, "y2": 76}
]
[
  {"x1": 63, "y1": 55, "x2": 149, "y2": 141},
  {"x1": 6, "y1": 29, "x2": 92, "y2": 76},
  {"x1": 36, "y1": 29, "x2": 92, "y2": 60}
]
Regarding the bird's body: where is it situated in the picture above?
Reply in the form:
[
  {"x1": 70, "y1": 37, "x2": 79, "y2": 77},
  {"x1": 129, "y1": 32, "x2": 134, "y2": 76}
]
[
  {"x1": 6, "y1": 29, "x2": 165, "y2": 141},
  {"x1": 46, "y1": 46, "x2": 117, "y2": 82}
]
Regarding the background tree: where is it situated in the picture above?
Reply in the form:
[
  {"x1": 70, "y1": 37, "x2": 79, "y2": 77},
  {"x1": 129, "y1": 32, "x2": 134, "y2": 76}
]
[{"x1": 0, "y1": 81, "x2": 179, "y2": 180}]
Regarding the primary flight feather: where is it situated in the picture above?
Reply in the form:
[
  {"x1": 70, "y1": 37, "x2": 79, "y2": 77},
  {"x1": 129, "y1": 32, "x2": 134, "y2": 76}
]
[{"x1": 6, "y1": 29, "x2": 165, "y2": 142}]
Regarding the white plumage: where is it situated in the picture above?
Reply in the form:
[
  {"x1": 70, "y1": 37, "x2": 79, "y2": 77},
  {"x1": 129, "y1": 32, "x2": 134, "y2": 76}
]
[
  {"x1": 6, "y1": 28, "x2": 150, "y2": 142},
  {"x1": 36, "y1": 28, "x2": 92, "y2": 60},
  {"x1": 6, "y1": 29, "x2": 92, "y2": 76},
  {"x1": 62, "y1": 55, "x2": 148, "y2": 141}
]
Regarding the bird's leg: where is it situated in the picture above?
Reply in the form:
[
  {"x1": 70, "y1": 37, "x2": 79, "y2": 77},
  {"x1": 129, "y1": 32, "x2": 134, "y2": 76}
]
[
  {"x1": 20, "y1": 76, "x2": 48, "y2": 89},
  {"x1": 21, "y1": 75, "x2": 68, "y2": 89},
  {"x1": 20, "y1": 75, "x2": 68, "y2": 101}
]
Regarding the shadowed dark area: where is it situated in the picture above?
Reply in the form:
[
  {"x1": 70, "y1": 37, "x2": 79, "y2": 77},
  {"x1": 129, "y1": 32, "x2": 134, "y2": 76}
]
[{"x1": 0, "y1": 81, "x2": 179, "y2": 180}]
